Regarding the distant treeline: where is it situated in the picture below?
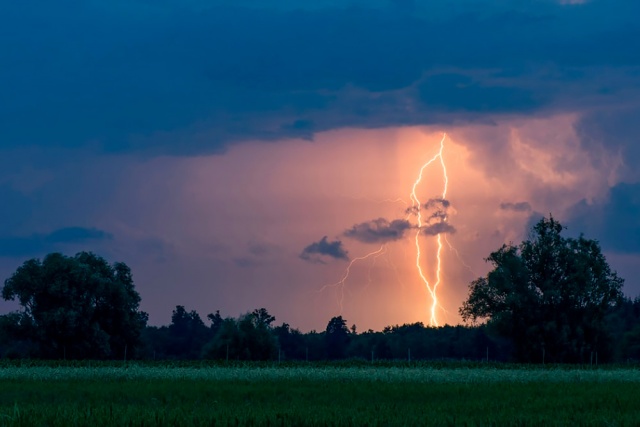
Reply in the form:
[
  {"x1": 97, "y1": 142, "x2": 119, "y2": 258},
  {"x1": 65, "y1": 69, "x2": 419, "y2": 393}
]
[
  {"x1": 2, "y1": 217, "x2": 640, "y2": 362},
  {"x1": 141, "y1": 307, "x2": 501, "y2": 362},
  {"x1": 3, "y1": 298, "x2": 639, "y2": 363},
  {"x1": 138, "y1": 301, "x2": 640, "y2": 363}
]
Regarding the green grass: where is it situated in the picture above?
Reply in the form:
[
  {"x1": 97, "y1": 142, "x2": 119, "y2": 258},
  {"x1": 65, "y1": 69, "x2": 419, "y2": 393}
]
[{"x1": 1, "y1": 365, "x2": 639, "y2": 426}]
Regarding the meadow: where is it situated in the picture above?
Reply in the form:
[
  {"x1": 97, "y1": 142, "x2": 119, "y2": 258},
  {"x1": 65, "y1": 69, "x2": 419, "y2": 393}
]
[{"x1": 1, "y1": 362, "x2": 639, "y2": 426}]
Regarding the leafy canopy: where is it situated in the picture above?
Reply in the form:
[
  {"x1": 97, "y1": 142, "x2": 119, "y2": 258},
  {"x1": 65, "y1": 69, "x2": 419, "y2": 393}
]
[
  {"x1": 1, "y1": 252, "x2": 147, "y2": 359},
  {"x1": 460, "y1": 216, "x2": 624, "y2": 363}
]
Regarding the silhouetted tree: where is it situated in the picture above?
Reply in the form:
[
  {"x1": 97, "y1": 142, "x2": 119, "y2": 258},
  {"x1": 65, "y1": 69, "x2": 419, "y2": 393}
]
[
  {"x1": 325, "y1": 316, "x2": 350, "y2": 359},
  {"x1": 202, "y1": 317, "x2": 241, "y2": 360},
  {"x1": 0, "y1": 252, "x2": 147, "y2": 359},
  {"x1": 251, "y1": 308, "x2": 275, "y2": 328},
  {"x1": 164, "y1": 306, "x2": 211, "y2": 359},
  {"x1": 303, "y1": 330, "x2": 326, "y2": 361},
  {"x1": 606, "y1": 297, "x2": 640, "y2": 361},
  {"x1": 207, "y1": 310, "x2": 224, "y2": 335},
  {"x1": 202, "y1": 308, "x2": 277, "y2": 361},
  {"x1": 273, "y1": 322, "x2": 306, "y2": 360},
  {"x1": 460, "y1": 216, "x2": 624, "y2": 363}
]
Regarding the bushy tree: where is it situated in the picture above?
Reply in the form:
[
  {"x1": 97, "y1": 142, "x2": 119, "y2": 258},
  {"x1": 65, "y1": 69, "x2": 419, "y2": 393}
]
[
  {"x1": 460, "y1": 216, "x2": 624, "y2": 363},
  {"x1": 1, "y1": 252, "x2": 147, "y2": 359}
]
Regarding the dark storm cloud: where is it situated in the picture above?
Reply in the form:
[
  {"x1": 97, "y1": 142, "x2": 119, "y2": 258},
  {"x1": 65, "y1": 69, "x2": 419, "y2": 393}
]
[
  {"x1": 2, "y1": 0, "x2": 640, "y2": 154},
  {"x1": 500, "y1": 202, "x2": 533, "y2": 213},
  {"x1": 418, "y1": 73, "x2": 543, "y2": 113},
  {"x1": 344, "y1": 218, "x2": 413, "y2": 244},
  {"x1": 575, "y1": 107, "x2": 640, "y2": 181},
  {"x1": 0, "y1": 227, "x2": 113, "y2": 258},
  {"x1": 568, "y1": 183, "x2": 640, "y2": 253},
  {"x1": 46, "y1": 227, "x2": 112, "y2": 243},
  {"x1": 299, "y1": 236, "x2": 349, "y2": 263}
]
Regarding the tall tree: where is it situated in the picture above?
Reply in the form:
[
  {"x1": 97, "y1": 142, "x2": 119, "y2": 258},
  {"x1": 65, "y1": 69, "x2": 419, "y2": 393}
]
[
  {"x1": 1, "y1": 252, "x2": 147, "y2": 359},
  {"x1": 460, "y1": 216, "x2": 624, "y2": 363},
  {"x1": 325, "y1": 316, "x2": 350, "y2": 359}
]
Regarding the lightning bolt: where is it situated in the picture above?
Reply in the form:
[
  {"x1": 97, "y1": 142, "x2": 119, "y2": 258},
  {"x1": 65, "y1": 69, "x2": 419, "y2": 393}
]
[
  {"x1": 316, "y1": 245, "x2": 386, "y2": 313},
  {"x1": 444, "y1": 234, "x2": 477, "y2": 277},
  {"x1": 317, "y1": 132, "x2": 460, "y2": 326},
  {"x1": 410, "y1": 133, "x2": 448, "y2": 326},
  {"x1": 363, "y1": 245, "x2": 388, "y2": 293}
]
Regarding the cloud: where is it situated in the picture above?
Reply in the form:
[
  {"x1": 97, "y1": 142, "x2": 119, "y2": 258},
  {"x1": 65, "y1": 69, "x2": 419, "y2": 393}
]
[
  {"x1": 344, "y1": 218, "x2": 413, "y2": 244},
  {"x1": 500, "y1": 202, "x2": 533, "y2": 212},
  {"x1": 422, "y1": 222, "x2": 456, "y2": 236},
  {"x1": 234, "y1": 242, "x2": 281, "y2": 267},
  {"x1": 412, "y1": 198, "x2": 456, "y2": 236},
  {"x1": 567, "y1": 182, "x2": 640, "y2": 253},
  {"x1": 45, "y1": 227, "x2": 113, "y2": 243},
  {"x1": 424, "y1": 198, "x2": 451, "y2": 209},
  {"x1": 299, "y1": 236, "x2": 349, "y2": 263},
  {"x1": 2, "y1": 1, "x2": 640, "y2": 155},
  {"x1": 0, "y1": 227, "x2": 113, "y2": 258},
  {"x1": 575, "y1": 106, "x2": 640, "y2": 182},
  {"x1": 418, "y1": 73, "x2": 542, "y2": 114}
]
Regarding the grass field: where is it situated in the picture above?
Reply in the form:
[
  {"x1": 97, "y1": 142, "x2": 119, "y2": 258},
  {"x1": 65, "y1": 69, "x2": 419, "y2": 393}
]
[{"x1": 1, "y1": 363, "x2": 639, "y2": 426}]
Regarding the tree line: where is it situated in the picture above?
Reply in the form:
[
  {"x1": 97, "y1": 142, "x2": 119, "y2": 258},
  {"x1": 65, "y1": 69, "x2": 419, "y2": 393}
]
[{"x1": 1, "y1": 216, "x2": 640, "y2": 363}]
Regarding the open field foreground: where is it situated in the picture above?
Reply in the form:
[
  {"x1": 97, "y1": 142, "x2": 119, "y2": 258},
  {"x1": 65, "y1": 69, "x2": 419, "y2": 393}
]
[{"x1": 1, "y1": 365, "x2": 640, "y2": 426}]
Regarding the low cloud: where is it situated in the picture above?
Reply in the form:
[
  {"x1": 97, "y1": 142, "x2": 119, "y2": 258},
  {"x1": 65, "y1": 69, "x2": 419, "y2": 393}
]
[
  {"x1": 299, "y1": 236, "x2": 349, "y2": 263},
  {"x1": 405, "y1": 198, "x2": 451, "y2": 217},
  {"x1": 0, "y1": 226, "x2": 113, "y2": 258},
  {"x1": 45, "y1": 227, "x2": 113, "y2": 243},
  {"x1": 422, "y1": 198, "x2": 455, "y2": 235},
  {"x1": 234, "y1": 242, "x2": 280, "y2": 267},
  {"x1": 500, "y1": 201, "x2": 532, "y2": 212},
  {"x1": 344, "y1": 218, "x2": 413, "y2": 244},
  {"x1": 424, "y1": 198, "x2": 451, "y2": 209},
  {"x1": 422, "y1": 222, "x2": 456, "y2": 236}
]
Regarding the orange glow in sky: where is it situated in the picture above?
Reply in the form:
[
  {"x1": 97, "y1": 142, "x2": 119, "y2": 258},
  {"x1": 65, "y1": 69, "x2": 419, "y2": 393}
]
[{"x1": 157, "y1": 116, "x2": 612, "y2": 331}]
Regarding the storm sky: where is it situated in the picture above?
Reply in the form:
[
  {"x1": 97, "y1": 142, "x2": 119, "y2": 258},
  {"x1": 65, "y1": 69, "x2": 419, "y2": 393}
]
[{"x1": 2, "y1": 0, "x2": 640, "y2": 331}]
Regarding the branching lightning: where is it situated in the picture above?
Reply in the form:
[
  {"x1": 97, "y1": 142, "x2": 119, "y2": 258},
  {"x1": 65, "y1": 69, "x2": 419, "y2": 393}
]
[
  {"x1": 444, "y1": 235, "x2": 477, "y2": 277},
  {"x1": 410, "y1": 133, "x2": 449, "y2": 326},
  {"x1": 316, "y1": 245, "x2": 386, "y2": 313},
  {"x1": 317, "y1": 132, "x2": 463, "y2": 326}
]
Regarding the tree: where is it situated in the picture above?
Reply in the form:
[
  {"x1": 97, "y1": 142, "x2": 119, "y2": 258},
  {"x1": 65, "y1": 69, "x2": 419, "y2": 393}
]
[
  {"x1": 325, "y1": 316, "x2": 350, "y2": 359},
  {"x1": 273, "y1": 322, "x2": 306, "y2": 360},
  {"x1": 237, "y1": 310, "x2": 277, "y2": 360},
  {"x1": 202, "y1": 308, "x2": 277, "y2": 361},
  {"x1": 460, "y1": 216, "x2": 624, "y2": 363},
  {"x1": 207, "y1": 310, "x2": 224, "y2": 334},
  {"x1": 0, "y1": 252, "x2": 147, "y2": 359},
  {"x1": 165, "y1": 306, "x2": 211, "y2": 359},
  {"x1": 251, "y1": 308, "x2": 276, "y2": 328}
]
